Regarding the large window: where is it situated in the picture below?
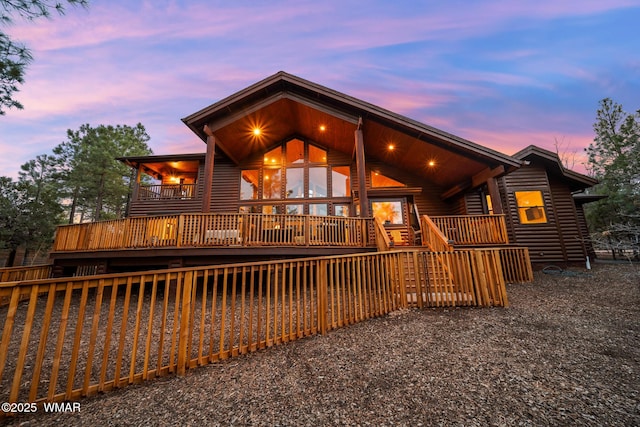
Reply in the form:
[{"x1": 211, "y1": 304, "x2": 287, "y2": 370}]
[
  {"x1": 308, "y1": 167, "x2": 327, "y2": 198},
  {"x1": 515, "y1": 191, "x2": 547, "y2": 224},
  {"x1": 332, "y1": 166, "x2": 350, "y2": 197},
  {"x1": 240, "y1": 138, "x2": 348, "y2": 215},
  {"x1": 263, "y1": 169, "x2": 281, "y2": 199},
  {"x1": 240, "y1": 170, "x2": 259, "y2": 200},
  {"x1": 286, "y1": 168, "x2": 304, "y2": 198},
  {"x1": 371, "y1": 200, "x2": 404, "y2": 225}
]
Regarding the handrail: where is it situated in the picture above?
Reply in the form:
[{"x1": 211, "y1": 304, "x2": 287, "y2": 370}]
[
  {"x1": 420, "y1": 215, "x2": 453, "y2": 252},
  {"x1": 373, "y1": 217, "x2": 391, "y2": 251},
  {"x1": 52, "y1": 213, "x2": 375, "y2": 251}
]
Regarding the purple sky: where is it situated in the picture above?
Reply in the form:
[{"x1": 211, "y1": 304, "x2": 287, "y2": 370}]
[{"x1": 2, "y1": 0, "x2": 639, "y2": 178}]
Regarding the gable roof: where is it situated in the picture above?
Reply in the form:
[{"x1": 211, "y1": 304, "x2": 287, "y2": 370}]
[
  {"x1": 512, "y1": 145, "x2": 598, "y2": 191},
  {"x1": 182, "y1": 71, "x2": 522, "y2": 191}
]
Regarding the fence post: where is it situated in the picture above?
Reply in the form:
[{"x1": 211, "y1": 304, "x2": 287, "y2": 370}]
[
  {"x1": 177, "y1": 271, "x2": 194, "y2": 375},
  {"x1": 472, "y1": 250, "x2": 490, "y2": 307},
  {"x1": 317, "y1": 259, "x2": 328, "y2": 335}
]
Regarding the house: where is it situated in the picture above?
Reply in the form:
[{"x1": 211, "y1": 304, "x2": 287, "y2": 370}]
[
  {"x1": 496, "y1": 145, "x2": 599, "y2": 264},
  {"x1": 49, "y1": 72, "x2": 596, "y2": 275}
]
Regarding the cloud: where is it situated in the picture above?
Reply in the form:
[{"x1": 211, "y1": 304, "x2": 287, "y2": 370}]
[{"x1": 2, "y1": 0, "x2": 637, "y2": 182}]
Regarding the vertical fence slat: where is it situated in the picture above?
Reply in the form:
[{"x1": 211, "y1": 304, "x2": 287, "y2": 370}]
[{"x1": 10, "y1": 286, "x2": 39, "y2": 402}]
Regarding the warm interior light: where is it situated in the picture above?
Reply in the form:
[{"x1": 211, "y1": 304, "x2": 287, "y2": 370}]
[
  {"x1": 428, "y1": 160, "x2": 436, "y2": 167},
  {"x1": 170, "y1": 176, "x2": 180, "y2": 183},
  {"x1": 388, "y1": 144, "x2": 395, "y2": 151},
  {"x1": 253, "y1": 128, "x2": 261, "y2": 136},
  {"x1": 319, "y1": 125, "x2": 326, "y2": 132}
]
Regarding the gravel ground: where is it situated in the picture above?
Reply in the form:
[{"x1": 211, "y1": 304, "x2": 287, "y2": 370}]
[{"x1": 4, "y1": 262, "x2": 639, "y2": 426}]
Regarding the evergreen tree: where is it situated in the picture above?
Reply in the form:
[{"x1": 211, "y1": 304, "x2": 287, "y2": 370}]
[
  {"x1": 0, "y1": 0, "x2": 89, "y2": 114},
  {"x1": 585, "y1": 98, "x2": 640, "y2": 232},
  {"x1": 53, "y1": 123, "x2": 153, "y2": 222},
  {"x1": 0, "y1": 155, "x2": 64, "y2": 264}
]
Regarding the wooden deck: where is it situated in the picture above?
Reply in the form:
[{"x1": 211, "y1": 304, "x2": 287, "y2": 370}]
[{"x1": 53, "y1": 213, "x2": 374, "y2": 252}]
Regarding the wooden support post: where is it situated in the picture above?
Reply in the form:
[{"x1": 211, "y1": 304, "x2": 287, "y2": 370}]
[
  {"x1": 354, "y1": 119, "x2": 370, "y2": 217},
  {"x1": 202, "y1": 125, "x2": 216, "y2": 213},
  {"x1": 486, "y1": 177, "x2": 503, "y2": 215}
]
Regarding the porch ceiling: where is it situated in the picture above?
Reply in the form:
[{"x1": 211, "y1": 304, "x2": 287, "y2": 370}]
[
  {"x1": 119, "y1": 154, "x2": 204, "y2": 178},
  {"x1": 183, "y1": 71, "x2": 521, "y2": 189}
]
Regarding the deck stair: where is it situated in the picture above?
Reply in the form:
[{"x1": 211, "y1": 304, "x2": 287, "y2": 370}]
[{"x1": 397, "y1": 250, "x2": 463, "y2": 307}]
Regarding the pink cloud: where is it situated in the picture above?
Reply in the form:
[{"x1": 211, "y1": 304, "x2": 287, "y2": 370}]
[{"x1": 459, "y1": 128, "x2": 593, "y2": 174}]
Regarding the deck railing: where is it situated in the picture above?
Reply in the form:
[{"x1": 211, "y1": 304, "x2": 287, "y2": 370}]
[
  {"x1": 137, "y1": 184, "x2": 197, "y2": 200},
  {"x1": 0, "y1": 249, "x2": 516, "y2": 411},
  {"x1": 0, "y1": 265, "x2": 52, "y2": 283},
  {"x1": 52, "y1": 213, "x2": 374, "y2": 252},
  {"x1": 420, "y1": 215, "x2": 453, "y2": 252},
  {"x1": 430, "y1": 214, "x2": 509, "y2": 245}
]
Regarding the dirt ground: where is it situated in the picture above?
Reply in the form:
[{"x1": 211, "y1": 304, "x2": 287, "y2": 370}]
[{"x1": 4, "y1": 261, "x2": 639, "y2": 426}]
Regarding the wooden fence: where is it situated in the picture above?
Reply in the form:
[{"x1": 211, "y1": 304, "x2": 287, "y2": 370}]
[
  {"x1": 0, "y1": 249, "x2": 521, "y2": 412},
  {"x1": 52, "y1": 213, "x2": 374, "y2": 252}
]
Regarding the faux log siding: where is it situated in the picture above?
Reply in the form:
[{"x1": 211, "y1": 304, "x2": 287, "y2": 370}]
[
  {"x1": 499, "y1": 164, "x2": 565, "y2": 264},
  {"x1": 210, "y1": 153, "x2": 241, "y2": 213},
  {"x1": 548, "y1": 175, "x2": 587, "y2": 262},
  {"x1": 129, "y1": 162, "x2": 206, "y2": 217},
  {"x1": 463, "y1": 191, "x2": 485, "y2": 215}
]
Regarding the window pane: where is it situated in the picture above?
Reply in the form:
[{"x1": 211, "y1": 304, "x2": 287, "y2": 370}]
[
  {"x1": 239, "y1": 205, "x2": 261, "y2": 213},
  {"x1": 309, "y1": 145, "x2": 327, "y2": 163},
  {"x1": 332, "y1": 166, "x2": 350, "y2": 197},
  {"x1": 309, "y1": 204, "x2": 328, "y2": 216},
  {"x1": 334, "y1": 204, "x2": 350, "y2": 217},
  {"x1": 286, "y1": 168, "x2": 304, "y2": 198},
  {"x1": 286, "y1": 139, "x2": 305, "y2": 164},
  {"x1": 371, "y1": 172, "x2": 404, "y2": 188},
  {"x1": 372, "y1": 201, "x2": 404, "y2": 224},
  {"x1": 285, "y1": 204, "x2": 304, "y2": 215},
  {"x1": 515, "y1": 191, "x2": 547, "y2": 224},
  {"x1": 263, "y1": 147, "x2": 282, "y2": 166},
  {"x1": 309, "y1": 167, "x2": 327, "y2": 198},
  {"x1": 262, "y1": 205, "x2": 282, "y2": 215},
  {"x1": 263, "y1": 169, "x2": 281, "y2": 199},
  {"x1": 240, "y1": 170, "x2": 259, "y2": 200}
]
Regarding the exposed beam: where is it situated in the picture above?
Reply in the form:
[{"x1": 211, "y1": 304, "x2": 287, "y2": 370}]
[
  {"x1": 202, "y1": 126, "x2": 216, "y2": 213},
  {"x1": 486, "y1": 177, "x2": 503, "y2": 215},
  {"x1": 210, "y1": 132, "x2": 241, "y2": 165},
  {"x1": 284, "y1": 92, "x2": 360, "y2": 125},
  {"x1": 207, "y1": 93, "x2": 286, "y2": 133},
  {"x1": 441, "y1": 165, "x2": 505, "y2": 200},
  {"x1": 355, "y1": 120, "x2": 370, "y2": 217}
]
